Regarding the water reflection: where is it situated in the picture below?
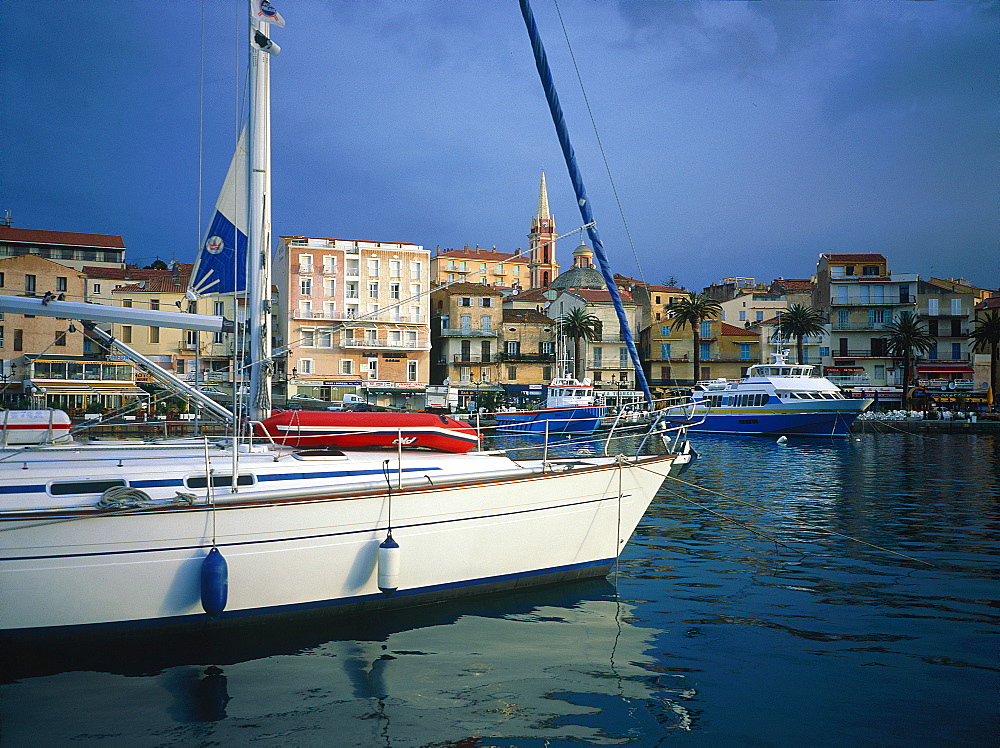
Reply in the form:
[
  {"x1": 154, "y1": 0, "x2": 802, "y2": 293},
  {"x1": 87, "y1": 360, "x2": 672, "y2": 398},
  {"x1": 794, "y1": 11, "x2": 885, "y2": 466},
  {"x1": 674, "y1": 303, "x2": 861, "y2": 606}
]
[{"x1": 0, "y1": 580, "x2": 694, "y2": 746}]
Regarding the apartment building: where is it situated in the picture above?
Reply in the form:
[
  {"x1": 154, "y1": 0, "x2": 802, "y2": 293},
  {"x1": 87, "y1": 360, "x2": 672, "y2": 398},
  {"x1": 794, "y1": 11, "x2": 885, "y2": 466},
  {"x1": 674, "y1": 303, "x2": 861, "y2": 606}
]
[
  {"x1": 499, "y1": 309, "x2": 557, "y2": 406},
  {"x1": 276, "y1": 236, "x2": 431, "y2": 406},
  {"x1": 815, "y1": 253, "x2": 918, "y2": 387},
  {"x1": 431, "y1": 246, "x2": 530, "y2": 289},
  {"x1": 913, "y1": 278, "x2": 978, "y2": 387},
  {"x1": 430, "y1": 283, "x2": 504, "y2": 389}
]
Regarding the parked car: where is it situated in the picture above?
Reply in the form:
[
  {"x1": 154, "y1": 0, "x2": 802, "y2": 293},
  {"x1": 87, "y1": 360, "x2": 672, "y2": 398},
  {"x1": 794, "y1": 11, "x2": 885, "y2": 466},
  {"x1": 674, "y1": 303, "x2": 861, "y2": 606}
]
[{"x1": 289, "y1": 393, "x2": 323, "y2": 401}]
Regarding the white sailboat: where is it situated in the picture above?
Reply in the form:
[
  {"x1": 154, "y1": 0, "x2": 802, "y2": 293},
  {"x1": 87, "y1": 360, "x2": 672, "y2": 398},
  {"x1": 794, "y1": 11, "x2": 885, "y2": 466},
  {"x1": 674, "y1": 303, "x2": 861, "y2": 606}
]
[{"x1": 0, "y1": 3, "x2": 684, "y2": 635}]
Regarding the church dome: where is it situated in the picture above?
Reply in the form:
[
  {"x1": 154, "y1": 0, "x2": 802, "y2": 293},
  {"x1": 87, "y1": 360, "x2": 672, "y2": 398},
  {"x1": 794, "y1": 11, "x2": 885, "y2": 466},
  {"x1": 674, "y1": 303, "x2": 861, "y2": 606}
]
[{"x1": 549, "y1": 265, "x2": 605, "y2": 290}]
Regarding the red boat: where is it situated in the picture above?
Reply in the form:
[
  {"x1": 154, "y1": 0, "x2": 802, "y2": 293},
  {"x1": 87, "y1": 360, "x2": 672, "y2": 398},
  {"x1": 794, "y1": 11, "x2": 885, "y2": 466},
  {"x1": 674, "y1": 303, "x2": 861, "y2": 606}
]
[{"x1": 255, "y1": 411, "x2": 480, "y2": 453}]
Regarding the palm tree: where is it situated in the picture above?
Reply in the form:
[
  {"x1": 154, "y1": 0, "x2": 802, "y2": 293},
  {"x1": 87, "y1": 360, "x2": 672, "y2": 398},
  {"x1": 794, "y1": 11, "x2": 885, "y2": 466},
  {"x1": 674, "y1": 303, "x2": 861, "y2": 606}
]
[
  {"x1": 968, "y1": 309, "x2": 1000, "y2": 411},
  {"x1": 774, "y1": 304, "x2": 827, "y2": 365},
  {"x1": 885, "y1": 311, "x2": 935, "y2": 410},
  {"x1": 558, "y1": 307, "x2": 602, "y2": 380},
  {"x1": 665, "y1": 293, "x2": 722, "y2": 383}
]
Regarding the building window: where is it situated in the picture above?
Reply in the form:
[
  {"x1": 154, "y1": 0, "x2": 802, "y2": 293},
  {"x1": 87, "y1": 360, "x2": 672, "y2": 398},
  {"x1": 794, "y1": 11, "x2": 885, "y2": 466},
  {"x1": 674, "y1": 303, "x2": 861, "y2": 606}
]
[
  {"x1": 301, "y1": 329, "x2": 315, "y2": 347},
  {"x1": 13, "y1": 329, "x2": 22, "y2": 351},
  {"x1": 324, "y1": 278, "x2": 336, "y2": 296},
  {"x1": 952, "y1": 343, "x2": 961, "y2": 360},
  {"x1": 341, "y1": 359, "x2": 353, "y2": 375},
  {"x1": 122, "y1": 326, "x2": 132, "y2": 344},
  {"x1": 390, "y1": 283, "x2": 401, "y2": 300},
  {"x1": 367, "y1": 359, "x2": 378, "y2": 380},
  {"x1": 323, "y1": 256, "x2": 336, "y2": 273},
  {"x1": 299, "y1": 254, "x2": 313, "y2": 273},
  {"x1": 460, "y1": 366, "x2": 472, "y2": 381},
  {"x1": 368, "y1": 282, "x2": 379, "y2": 299},
  {"x1": 55, "y1": 331, "x2": 67, "y2": 346},
  {"x1": 300, "y1": 277, "x2": 312, "y2": 296},
  {"x1": 755, "y1": 311, "x2": 763, "y2": 322},
  {"x1": 739, "y1": 310, "x2": 746, "y2": 322},
  {"x1": 150, "y1": 299, "x2": 159, "y2": 311},
  {"x1": 25, "y1": 275, "x2": 37, "y2": 294},
  {"x1": 459, "y1": 297, "x2": 472, "y2": 307},
  {"x1": 507, "y1": 366, "x2": 517, "y2": 380},
  {"x1": 186, "y1": 329, "x2": 198, "y2": 346},
  {"x1": 700, "y1": 341, "x2": 710, "y2": 359},
  {"x1": 700, "y1": 321, "x2": 711, "y2": 338},
  {"x1": 390, "y1": 261, "x2": 402, "y2": 278},
  {"x1": 56, "y1": 277, "x2": 68, "y2": 292},
  {"x1": 407, "y1": 360, "x2": 418, "y2": 382},
  {"x1": 542, "y1": 365, "x2": 552, "y2": 379},
  {"x1": 410, "y1": 261, "x2": 422, "y2": 279},
  {"x1": 122, "y1": 298, "x2": 133, "y2": 308},
  {"x1": 299, "y1": 358, "x2": 314, "y2": 374},
  {"x1": 480, "y1": 297, "x2": 493, "y2": 307},
  {"x1": 149, "y1": 327, "x2": 159, "y2": 344},
  {"x1": 0, "y1": 272, "x2": 4, "y2": 287},
  {"x1": 367, "y1": 259, "x2": 380, "y2": 276}
]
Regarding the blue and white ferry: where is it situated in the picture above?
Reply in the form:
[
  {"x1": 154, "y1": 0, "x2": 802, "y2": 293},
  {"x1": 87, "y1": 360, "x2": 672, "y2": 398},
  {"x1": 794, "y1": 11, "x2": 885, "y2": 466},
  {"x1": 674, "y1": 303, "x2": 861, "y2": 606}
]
[
  {"x1": 687, "y1": 352, "x2": 873, "y2": 437},
  {"x1": 495, "y1": 378, "x2": 609, "y2": 435}
]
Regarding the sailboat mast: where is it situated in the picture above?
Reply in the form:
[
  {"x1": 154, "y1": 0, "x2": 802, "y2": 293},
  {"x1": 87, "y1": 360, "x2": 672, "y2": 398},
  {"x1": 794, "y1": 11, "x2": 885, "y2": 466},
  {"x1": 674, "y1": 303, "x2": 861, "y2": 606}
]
[{"x1": 246, "y1": 15, "x2": 273, "y2": 422}]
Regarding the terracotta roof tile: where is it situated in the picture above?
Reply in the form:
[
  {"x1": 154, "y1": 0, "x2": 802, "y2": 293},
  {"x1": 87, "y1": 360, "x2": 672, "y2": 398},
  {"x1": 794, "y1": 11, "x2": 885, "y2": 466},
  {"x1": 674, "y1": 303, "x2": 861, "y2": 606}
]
[{"x1": 435, "y1": 248, "x2": 529, "y2": 264}]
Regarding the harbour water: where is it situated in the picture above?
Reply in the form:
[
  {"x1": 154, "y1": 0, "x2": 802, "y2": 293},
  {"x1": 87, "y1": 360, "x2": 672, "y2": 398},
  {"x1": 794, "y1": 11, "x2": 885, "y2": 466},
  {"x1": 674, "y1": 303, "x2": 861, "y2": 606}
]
[{"x1": 1, "y1": 432, "x2": 997, "y2": 746}]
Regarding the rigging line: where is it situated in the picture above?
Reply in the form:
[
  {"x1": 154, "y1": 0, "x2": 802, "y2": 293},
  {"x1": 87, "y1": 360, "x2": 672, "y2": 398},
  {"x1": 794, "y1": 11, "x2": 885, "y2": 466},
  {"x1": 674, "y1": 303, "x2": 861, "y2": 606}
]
[
  {"x1": 657, "y1": 483, "x2": 806, "y2": 557},
  {"x1": 552, "y1": 0, "x2": 647, "y2": 287},
  {"x1": 636, "y1": 465, "x2": 935, "y2": 567}
]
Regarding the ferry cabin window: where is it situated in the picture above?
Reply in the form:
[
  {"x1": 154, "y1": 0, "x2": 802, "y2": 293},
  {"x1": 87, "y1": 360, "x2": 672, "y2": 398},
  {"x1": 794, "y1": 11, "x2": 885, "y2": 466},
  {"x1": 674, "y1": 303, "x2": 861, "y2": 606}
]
[
  {"x1": 50, "y1": 479, "x2": 127, "y2": 496},
  {"x1": 185, "y1": 474, "x2": 256, "y2": 490}
]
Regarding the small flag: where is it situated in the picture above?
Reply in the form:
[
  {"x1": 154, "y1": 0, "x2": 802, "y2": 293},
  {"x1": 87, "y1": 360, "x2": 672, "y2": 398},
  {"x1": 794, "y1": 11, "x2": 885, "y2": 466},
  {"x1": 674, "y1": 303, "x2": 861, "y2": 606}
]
[{"x1": 254, "y1": 0, "x2": 285, "y2": 27}]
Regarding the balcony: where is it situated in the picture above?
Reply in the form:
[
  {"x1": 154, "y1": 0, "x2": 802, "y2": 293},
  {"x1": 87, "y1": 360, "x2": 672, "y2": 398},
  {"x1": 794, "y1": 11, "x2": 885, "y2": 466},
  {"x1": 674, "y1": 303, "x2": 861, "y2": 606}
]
[
  {"x1": 499, "y1": 352, "x2": 555, "y2": 363},
  {"x1": 918, "y1": 306, "x2": 967, "y2": 317},
  {"x1": 832, "y1": 322, "x2": 894, "y2": 331},
  {"x1": 830, "y1": 296, "x2": 915, "y2": 306},
  {"x1": 448, "y1": 354, "x2": 500, "y2": 364},
  {"x1": 586, "y1": 359, "x2": 631, "y2": 370},
  {"x1": 341, "y1": 338, "x2": 427, "y2": 351},
  {"x1": 297, "y1": 265, "x2": 314, "y2": 274},
  {"x1": 438, "y1": 327, "x2": 498, "y2": 338}
]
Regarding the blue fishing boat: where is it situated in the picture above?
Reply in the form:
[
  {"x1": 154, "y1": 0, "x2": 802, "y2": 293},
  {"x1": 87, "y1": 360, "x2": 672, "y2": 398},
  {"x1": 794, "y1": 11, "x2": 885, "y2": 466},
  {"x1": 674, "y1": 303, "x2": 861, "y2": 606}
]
[
  {"x1": 686, "y1": 352, "x2": 873, "y2": 437},
  {"x1": 495, "y1": 378, "x2": 608, "y2": 434}
]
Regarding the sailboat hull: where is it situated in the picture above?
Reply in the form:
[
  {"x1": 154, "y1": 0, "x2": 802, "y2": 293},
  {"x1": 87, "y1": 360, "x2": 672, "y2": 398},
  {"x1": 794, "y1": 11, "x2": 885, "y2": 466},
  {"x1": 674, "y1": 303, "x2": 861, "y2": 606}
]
[{"x1": 0, "y1": 452, "x2": 673, "y2": 633}]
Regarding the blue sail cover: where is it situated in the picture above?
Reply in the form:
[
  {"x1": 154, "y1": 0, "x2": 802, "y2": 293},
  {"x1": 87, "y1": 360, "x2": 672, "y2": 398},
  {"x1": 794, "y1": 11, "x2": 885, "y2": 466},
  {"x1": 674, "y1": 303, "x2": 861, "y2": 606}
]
[
  {"x1": 187, "y1": 129, "x2": 249, "y2": 298},
  {"x1": 518, "y1": 0, "x2": 653, "y2": 404}
]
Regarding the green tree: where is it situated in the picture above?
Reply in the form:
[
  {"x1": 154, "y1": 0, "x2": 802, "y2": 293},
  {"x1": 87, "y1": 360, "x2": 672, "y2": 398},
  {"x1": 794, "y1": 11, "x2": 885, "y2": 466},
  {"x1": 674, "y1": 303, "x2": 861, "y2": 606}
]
[
  {"x1": 558, "y1": 307, "x2": 602, "y2": 380},
  {"x1": 665, "y1": 293, "x2": 722, "y2": 383},
  {"x1": 968, "y1": 309, "x2": 1000, "y2": 411},
  {"x1": 885, "y1": 311, "x2": 935, "y2": 410},
  {"x1": 774, "y1": 304, "x2": 827, "y2": 365}
]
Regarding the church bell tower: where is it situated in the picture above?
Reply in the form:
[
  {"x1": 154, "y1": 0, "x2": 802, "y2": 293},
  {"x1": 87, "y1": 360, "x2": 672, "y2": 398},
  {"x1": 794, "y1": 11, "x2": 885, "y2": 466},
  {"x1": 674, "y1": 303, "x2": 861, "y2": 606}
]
[{"x1": 528, "y1": 172, "x2": 560, "y2": 289}]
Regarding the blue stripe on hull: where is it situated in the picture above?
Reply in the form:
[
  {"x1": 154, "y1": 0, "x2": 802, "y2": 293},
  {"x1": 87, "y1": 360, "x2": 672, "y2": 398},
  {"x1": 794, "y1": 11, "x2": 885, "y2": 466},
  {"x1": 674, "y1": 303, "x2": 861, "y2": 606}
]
[{"x1": 688, "y1": 410, "x2": 862, "y2": 437}]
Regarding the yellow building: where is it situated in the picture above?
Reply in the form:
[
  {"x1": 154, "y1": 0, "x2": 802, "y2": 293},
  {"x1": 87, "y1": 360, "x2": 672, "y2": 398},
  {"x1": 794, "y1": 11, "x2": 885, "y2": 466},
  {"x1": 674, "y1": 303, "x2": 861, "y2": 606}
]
[{"x1": 430, "y1": 246, "x2": 530, "y2": 289}]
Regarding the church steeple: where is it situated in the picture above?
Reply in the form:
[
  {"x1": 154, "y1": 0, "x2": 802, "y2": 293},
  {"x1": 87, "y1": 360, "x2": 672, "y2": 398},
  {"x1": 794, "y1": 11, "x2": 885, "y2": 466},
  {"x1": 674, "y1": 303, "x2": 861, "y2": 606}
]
[{"x1": 529, "y1": 171, "x2": 559, "y2": 289}]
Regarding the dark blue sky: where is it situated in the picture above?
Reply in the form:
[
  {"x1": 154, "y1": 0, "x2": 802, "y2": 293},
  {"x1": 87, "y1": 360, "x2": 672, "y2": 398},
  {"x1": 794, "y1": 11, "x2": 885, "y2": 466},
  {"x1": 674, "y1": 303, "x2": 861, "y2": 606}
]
[{"x1": 4, "y1": 1, "x2": 998, "y2": 291}]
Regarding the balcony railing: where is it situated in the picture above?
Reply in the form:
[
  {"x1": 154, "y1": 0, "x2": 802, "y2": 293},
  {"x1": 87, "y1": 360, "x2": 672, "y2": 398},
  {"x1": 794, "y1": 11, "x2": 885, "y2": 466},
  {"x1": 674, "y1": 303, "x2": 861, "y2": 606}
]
[
  {"x1": 449, "y1": 354, "x2": 499, "y2": 364},
  {"x1": 830, "y1": 297, "x2": 915, "y2": 306},
  {"x1": 832, "y1": 322, "x2": 894, "y2": 331},
  {"x1": 586, "y1": 359, "x2": 631, "y2": 370},
  {"x1": 341, "y1": 338, "x2": 426, "y2": 350},
  {"x1": 918, "y1": 307, "x2": 967, "y2": 317},
  {"x1": 499, "y1": 352, "x2": 555, "y2": 363},
  {"x1": 438, "y1": 327, "x2": 498, "y2": 338}
]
